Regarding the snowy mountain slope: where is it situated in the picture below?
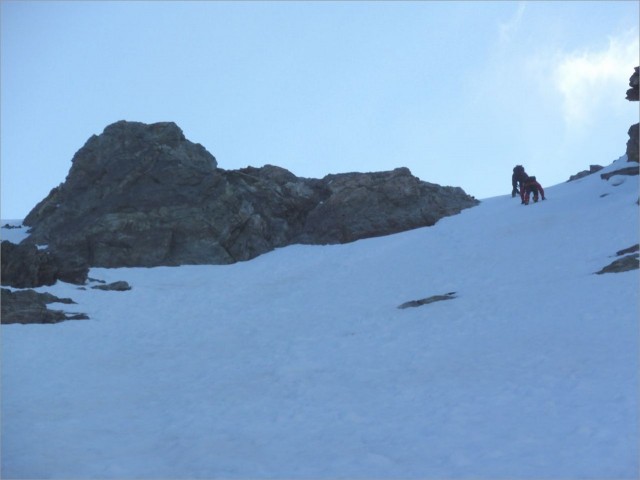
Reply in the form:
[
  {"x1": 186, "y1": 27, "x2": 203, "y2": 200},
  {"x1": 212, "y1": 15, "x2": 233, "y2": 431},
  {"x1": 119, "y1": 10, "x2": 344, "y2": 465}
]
[{"x1": 2, "y1": 157, "x2": 638, "y2": 479}]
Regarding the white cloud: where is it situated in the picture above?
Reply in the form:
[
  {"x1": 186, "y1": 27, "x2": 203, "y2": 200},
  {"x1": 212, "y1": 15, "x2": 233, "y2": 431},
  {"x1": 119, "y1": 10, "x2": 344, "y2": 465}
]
[
  {"x1": 553, "y1": 30, "x2": 639, "y2": 127},
  {"x1": 499, "y1": 2, "x2": 526, "y2": 44}
]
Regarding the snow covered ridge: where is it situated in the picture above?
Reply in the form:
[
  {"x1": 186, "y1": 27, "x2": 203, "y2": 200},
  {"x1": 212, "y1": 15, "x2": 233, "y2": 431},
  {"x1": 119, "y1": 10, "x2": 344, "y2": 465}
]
[{"x1": 1, "y1": 156, "x2": 638, "y2": 478}]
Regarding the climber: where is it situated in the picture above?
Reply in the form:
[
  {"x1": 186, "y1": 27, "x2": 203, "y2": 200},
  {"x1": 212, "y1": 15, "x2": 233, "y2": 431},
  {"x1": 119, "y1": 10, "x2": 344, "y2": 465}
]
[
  {"x1": 521, "y1": 175, "x2": 546, "y2": 205},
  {"x1": 512, "y1": 165, "x2": 527, "y2": 199}
]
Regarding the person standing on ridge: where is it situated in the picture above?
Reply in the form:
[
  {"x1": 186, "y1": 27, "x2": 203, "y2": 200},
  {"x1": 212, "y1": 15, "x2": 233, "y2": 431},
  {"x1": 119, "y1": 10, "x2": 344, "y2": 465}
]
[{"x1": 512, "y1": 165, "x2": 527, "y2": 200}]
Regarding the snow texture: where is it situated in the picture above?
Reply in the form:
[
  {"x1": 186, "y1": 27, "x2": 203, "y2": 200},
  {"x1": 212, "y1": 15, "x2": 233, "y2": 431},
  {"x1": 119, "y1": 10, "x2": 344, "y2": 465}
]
[{"x1": 2, "y1": 157, "x2": 638, "y2": 478}]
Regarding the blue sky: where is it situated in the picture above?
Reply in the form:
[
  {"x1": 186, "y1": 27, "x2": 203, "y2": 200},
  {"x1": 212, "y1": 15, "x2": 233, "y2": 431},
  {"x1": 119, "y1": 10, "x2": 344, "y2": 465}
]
[{"x1": 1, "y1": 1, "x2": 638, "y2": 219}]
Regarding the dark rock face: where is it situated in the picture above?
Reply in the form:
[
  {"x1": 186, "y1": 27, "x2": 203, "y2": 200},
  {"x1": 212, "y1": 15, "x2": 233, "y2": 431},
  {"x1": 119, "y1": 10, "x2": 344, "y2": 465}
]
[
  {"x1": 1, "y1": 241, "x2": 88, "y2": 288},
  {"x1": 1, "y1": 288, "x2": 88, "y2": 324},
  {"x1": 22, "y1": 121, "x2": 478, "y2": 268},
  {"x1": 626, "y1": 67, "x2": 638, "y2": 163},
  {"x1": 626, "y1": 66, "x2": 639, "y2": 102},
  {"x1": 297, "y1": 168, "x2": 475, "y2": 244},
  {"x1": 626, "y1": 123, "x2": 638, "y2": 164}
]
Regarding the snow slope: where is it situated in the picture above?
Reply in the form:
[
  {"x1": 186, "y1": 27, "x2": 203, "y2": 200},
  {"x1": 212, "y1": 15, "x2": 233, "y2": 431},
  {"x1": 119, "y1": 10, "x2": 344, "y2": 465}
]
[{"x1": 2, "y1": 158, "x2": 639, "y2": 479}]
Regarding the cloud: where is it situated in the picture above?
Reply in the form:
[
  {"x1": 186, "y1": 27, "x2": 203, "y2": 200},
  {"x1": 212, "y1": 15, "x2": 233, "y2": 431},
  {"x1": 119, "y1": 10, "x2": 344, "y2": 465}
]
[
  {"x1": 553, "y1": 30, "x2": 639, "y2": 127},
  {"x1": 499, "y1": 2, "x2": 526, "y2": 44}
]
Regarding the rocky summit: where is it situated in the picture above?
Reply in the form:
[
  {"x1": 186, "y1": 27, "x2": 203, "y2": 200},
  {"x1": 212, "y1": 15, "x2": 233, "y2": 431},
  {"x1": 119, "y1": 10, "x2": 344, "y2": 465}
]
[{"x1": 21, "y1": 120, "x2": 478, "y2": 269}]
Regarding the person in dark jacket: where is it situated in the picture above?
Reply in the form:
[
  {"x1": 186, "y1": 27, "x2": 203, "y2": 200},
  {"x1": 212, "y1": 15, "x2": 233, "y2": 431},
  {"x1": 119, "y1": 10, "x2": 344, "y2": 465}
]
[
  {"x1": 521, "y1": 175, "x2": 545, "y2": 205},
  {"x1": 512, "y1": 165, "x2": 527, "y2": 198}
]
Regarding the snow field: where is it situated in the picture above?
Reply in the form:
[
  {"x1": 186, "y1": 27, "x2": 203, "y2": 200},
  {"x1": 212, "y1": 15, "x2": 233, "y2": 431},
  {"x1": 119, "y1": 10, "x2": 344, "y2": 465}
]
[{"x1": 2, "y1": 157, "x2": 638, "y2": 478}]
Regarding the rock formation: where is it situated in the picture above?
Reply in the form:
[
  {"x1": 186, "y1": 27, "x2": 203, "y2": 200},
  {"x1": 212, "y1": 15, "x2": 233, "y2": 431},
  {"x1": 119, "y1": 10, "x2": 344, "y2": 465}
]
[
  {"x1": 626, "y1": 66, "x2": 639, "y2": 102},
  {"x1": 398, "y1": 292, "x2": 457, "y2": 309},
  {"x1": 1, "y1": 288, "x2": 88, "y2": 324},
  {"x1": 1, "y1": 240, "x2": 88, "y2": 288},
  {"x1": 567, "y1": 164, "x2": 603, "y2": 182},
  {"x1": 91, "y1": 281, "x2": 132, "y2": 291},
  {"x1": 626, "y1": 66, "x2": 639, "y2": 163},
  {"x1": 595, "y1": 244, "x2": 639, "y2": 275},
  {"x1": 20, "y1": 120, "x2": 478, "y2": 269}
]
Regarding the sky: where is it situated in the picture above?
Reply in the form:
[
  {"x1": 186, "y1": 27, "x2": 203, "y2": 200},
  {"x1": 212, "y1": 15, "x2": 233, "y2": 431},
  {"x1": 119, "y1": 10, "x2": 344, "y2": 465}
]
[{"x1": 1, "y1": 0, "x2": 638, "y2": 219}]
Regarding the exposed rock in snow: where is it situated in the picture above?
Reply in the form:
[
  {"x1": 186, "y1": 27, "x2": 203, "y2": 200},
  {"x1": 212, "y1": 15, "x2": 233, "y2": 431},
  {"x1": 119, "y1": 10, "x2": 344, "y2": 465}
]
[
  {"x1": 22, "y1": 121, "x2": 478, "y2": 269},
  {"x1": 600, "y1": 164, "x2": 639, "y2": 181},
  {"x1": 625, "y1": 66, "x2": 639, "y2": 102},
  {"x1": 595, "y1": 244, "x2": 640, "y2": 274},
  {"x1": 90, "y1": 281, "x2": 132, "y2": 291},
  {"x1": 625, "y1": 66, "x2": 638, "y2": 163},
  {"x1": 626, "y1": 123, "x2": 638, "y2": 164},
  {"x1": 0, "y1": 288, "x2": 88, "y2": 324},
  {"x1": 397, "y1": 292, "x2": 457, "y2": 309},
  {"x1": 567, "y1": 164, "x2": 603, "y2": 182},
  {"x1": 616, "y1": 244, "x2": 639, "y2": 256},
  {"x1": 595, "y1": 254, "x2": 639, "y2": 275}
]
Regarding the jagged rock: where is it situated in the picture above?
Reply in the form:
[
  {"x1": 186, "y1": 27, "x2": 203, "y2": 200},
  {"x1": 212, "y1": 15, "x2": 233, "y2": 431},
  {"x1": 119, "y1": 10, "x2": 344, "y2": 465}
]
[
  {"x1": 1, "y1": 241, "x2": 88, "y2": 288},
  {"x1": 91, "y1": 281, "x2": 132, "y2": 291},
  {"x1": 398, "y1": 292, "x2": 457, "y2": 309},
  {"x1": 567, "y1": 165, "x2": 603, "y2": 182},
  {"x1": 626, "y1": 123, "x2": 638, "y2": 164},
  {"x1": 626, "y1": 66, "x2": 639, "y2": 102},
  {"x1": 595, "y1": 245, "x2": 640, "y2": 275},
  {"x1": 625, "y1": 67, "x2": 638, "y2": 163},
  {"x1": 616, "y1": 244, "x2": 639, "y2": 256},
  {"x1": 298, "y1": 169, "x2": 475, "y2": 244},
  {"x1": 1, "y1": 288, "x2": 88, "y2": 324},
  {"x1": 22, "y1": 121, "x2": 479, "y2": 268},
  {"x1": 595, "y1": 254, "x2": 639, "y2": 275}
]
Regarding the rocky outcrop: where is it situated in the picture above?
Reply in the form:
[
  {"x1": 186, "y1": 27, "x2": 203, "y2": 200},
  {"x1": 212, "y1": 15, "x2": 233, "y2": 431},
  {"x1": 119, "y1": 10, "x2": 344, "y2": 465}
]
[
  {"x1": 398, "y1": 292, "x2": 457, "y2": 309},
  {"x1": 91, "y1": 281, "x2": 132, "y2": 291},
  {"x1": 567, "y1": 164, "x2": 603, "y2": 182},
  {"x1": 595, "y1": 244, "x2": 640, "y2": 275},
  {"x1": 626, "y1": 67, "x2": 638, "y2": 163},
  {"x1": 297, "y1": 168, "x2": 474, "y2": 244},
  {"x1": 600, "y1": 165, "x2": 639, "y2": 181},
  {"x1": 1, "y1": 288, "x2": 88, "y2": 324},
  {"x1": 616, "y1": 244, "x2": 639, "y2": 256},
  {"x1": 21, "y1": 120, "x2": 478, "y2": 269},
  {"x1": 626, "y1": 123, "x2": 638, "y2": 164},
  {"x1": 595, "y1": 254, "x2": 639, "y2": 275},
  {"x1": 1, "y1": 240, "x2": 88, "y2": 288},
  {"x1": 626, "y1": 66, "x2": 639, "y2": 102}
]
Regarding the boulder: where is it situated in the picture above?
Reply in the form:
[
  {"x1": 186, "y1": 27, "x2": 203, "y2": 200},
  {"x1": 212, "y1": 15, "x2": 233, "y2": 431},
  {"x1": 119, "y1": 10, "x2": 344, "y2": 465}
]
[
  {"x1": 22, "y1": 121, "x2": 479, "y2": 269},
  {"x1": 91, "y1": 281, "x2": 132, "y2": 291}
]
